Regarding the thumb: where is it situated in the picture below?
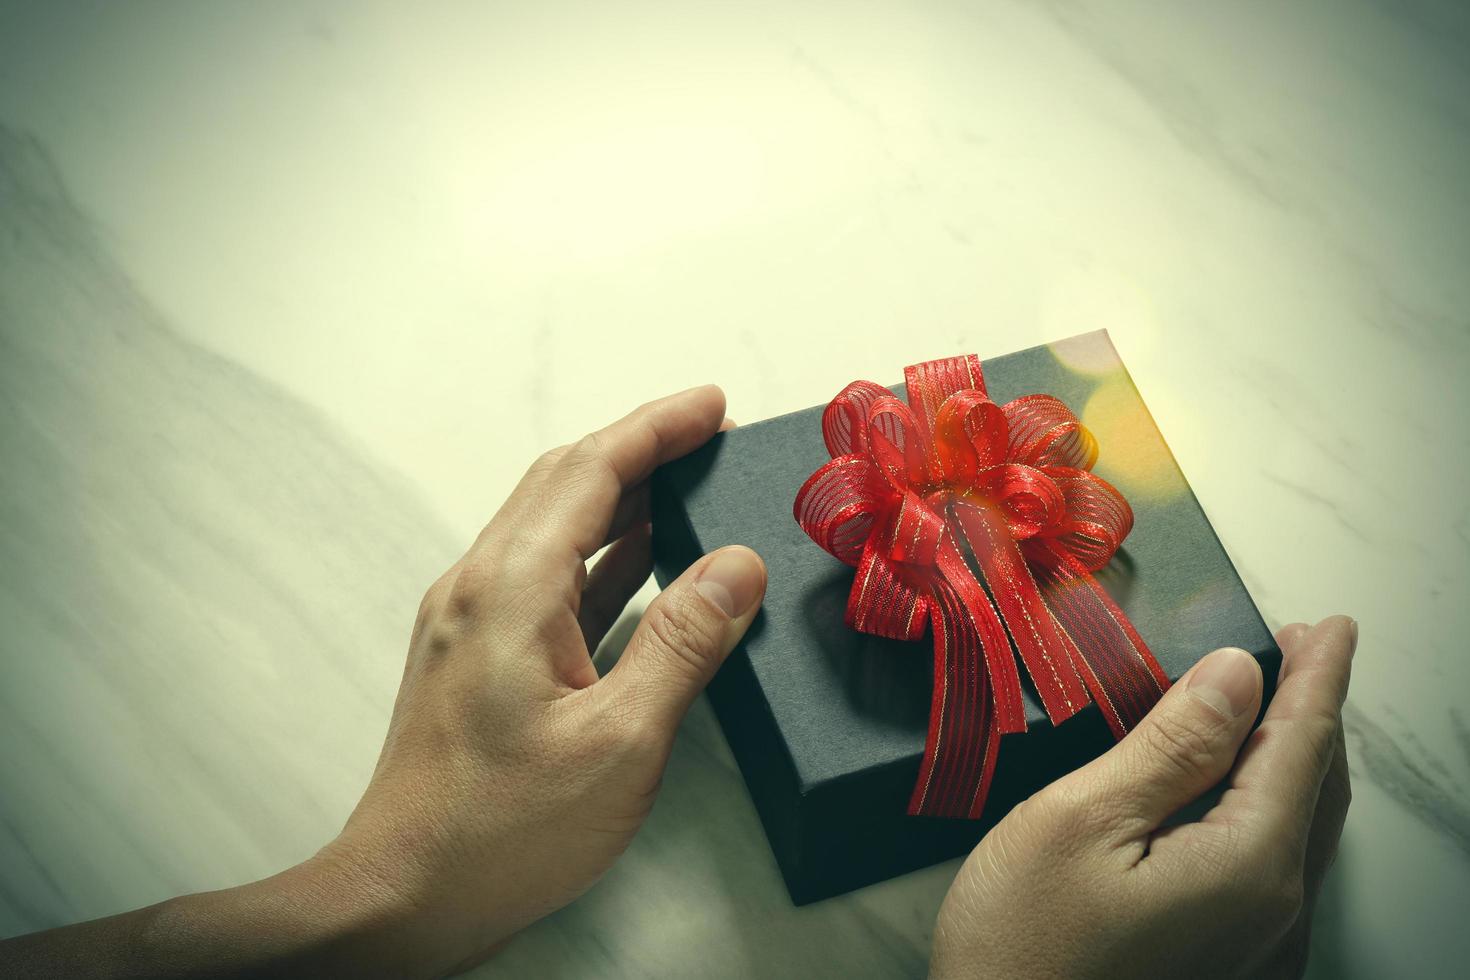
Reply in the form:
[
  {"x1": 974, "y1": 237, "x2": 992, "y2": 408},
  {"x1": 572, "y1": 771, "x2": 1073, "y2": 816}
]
[
  {"x1": 1055, "y1": 646, "x2": 1263, "y2": 840},
  {"x1": 604, "y1": 545, "x2": 766, "y2": 736}
]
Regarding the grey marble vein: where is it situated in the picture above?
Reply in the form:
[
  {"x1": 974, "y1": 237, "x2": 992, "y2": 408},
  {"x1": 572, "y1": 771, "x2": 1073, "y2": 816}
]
[
  {"x1": 0, "y1": 124, "x2": 458, "y2": 932},
  {"x1": 1343, "y1": 702, "x2": 1470, "y2": 859}
]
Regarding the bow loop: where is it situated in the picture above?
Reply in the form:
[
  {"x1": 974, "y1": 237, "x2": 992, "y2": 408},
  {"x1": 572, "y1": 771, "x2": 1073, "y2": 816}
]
[
  {"x1": 821, "y1": 380, "x2": 895, "y2": 458},
  {"x1": 981, "y1": 463, "x2": 1067, "y2": 540},
  {"x1": 865, "y1": 396, "x2": 930, "y2": 492},
  {"x1": 1032, "y1": 467, "x2": 1133, "y2": 572},
  {"x1": 932, "y1": 390, "x2": 1008, "y2": 487},
  {"x1": 793, "y1": 456, "x2": 881, "y2": 567},
  {"x1": 884, "y1": 489, "x2": 947, "y2": 568},
  {"x1": 1003, "y1": 394, "x2": 1099, "y2": 470}
]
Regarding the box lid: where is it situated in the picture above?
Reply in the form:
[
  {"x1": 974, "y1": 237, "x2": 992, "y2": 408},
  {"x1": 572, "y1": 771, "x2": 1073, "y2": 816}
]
[{"x1": 653, "y1": 330, "x2": 1274, "y2": 795}]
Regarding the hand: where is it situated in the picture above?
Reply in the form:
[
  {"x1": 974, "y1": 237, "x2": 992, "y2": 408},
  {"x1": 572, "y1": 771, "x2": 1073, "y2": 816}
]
[
  {"x1": 315, "y1": 384, "x2": 766, "y2": 975},
  {"x1": 929, "y1": 615, "x2": 1355, "y2": 980},
  {"x1": 0, "y1": 385, "x2": 765, "y2": 980}
]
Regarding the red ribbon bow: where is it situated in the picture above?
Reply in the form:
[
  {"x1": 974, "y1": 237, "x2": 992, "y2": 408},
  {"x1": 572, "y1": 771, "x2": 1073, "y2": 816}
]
[{"x1": 793, "y1": 354, "x2": 1171, "y2": 819}]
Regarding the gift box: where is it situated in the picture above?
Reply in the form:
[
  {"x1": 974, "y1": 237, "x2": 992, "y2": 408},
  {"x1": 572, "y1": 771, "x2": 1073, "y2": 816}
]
[{"x1": 650, "y1": 330, "x2": 1280, "y2": 905}]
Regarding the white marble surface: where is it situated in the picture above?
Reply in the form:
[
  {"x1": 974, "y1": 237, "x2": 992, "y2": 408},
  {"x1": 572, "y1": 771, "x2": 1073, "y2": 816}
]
[{"x1": 1, "y1": 1, "x2": 1467, "y2": 976}]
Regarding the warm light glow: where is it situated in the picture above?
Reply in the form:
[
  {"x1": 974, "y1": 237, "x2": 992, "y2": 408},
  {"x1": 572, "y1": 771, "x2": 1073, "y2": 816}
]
[{"x1": 1082, "y1": 376, "x2": 1187, "y2": 503}]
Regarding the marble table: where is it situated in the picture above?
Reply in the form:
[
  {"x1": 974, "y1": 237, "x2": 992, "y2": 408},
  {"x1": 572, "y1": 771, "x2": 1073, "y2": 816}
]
[{"x1": 2, "y1": 2, "x2": 1466, "y2": 976}]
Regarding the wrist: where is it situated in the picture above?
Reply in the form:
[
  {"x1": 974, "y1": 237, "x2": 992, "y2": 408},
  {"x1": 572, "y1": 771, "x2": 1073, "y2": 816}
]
[
  {"x1": 117, "y1": 845, "x2": 431, "y2": 979},
  {"x1": 279, "y1": 840, "x2": 433, "y2": 974},
  {"x1": 321, "y1": 804, "x2": 533, "y2": 973}
]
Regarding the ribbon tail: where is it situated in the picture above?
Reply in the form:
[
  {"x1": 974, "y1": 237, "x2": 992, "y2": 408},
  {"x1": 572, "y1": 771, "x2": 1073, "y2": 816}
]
[
  {"x1": 907, "y1": 572, "x2": 1002, "y2": 819},
  {"x1": 846, "y1": 537, "x2": 931, "y2": 641},
  {"x1": 951, "y1": 501, "x2": 1090, "y2": 727},
  {"x1": 907, "y1": 540, "x2": 1021, "y2": 819},
  {"x1": 937, "y1": 541, "x2": 1025, "y2": 735},
  {"x1": 1030, "y1": 541, "x2": 1170, "y2": 738}
]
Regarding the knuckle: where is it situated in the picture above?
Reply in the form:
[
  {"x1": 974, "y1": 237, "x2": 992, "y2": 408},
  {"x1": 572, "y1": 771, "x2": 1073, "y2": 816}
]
[
  {"x1": 1278, "y1": 683, "x2": 1342, "y2": 751},
  {"x1": 1135, "y1": 711, "x2": 1224, "y2": 784},
  {"x1": 420, "y1": 620, "x2": 460, "y2": 662},
  {"x1": 471, "y1": 511, "x2": 521, "y2": 558},
  {"x1": 445, "y1": 563, "x2": 494, "y2": 620},
  {"x1": 1020, "y1": 779, "x2": 1123, "y2": 848},
  {"x1": 557, "y1": 431, "x2": 630, "y2": 503},
  {"x1": 443, "y1": 552, "x2": 569, "y2": 631},
  {"x1": 1026, "y1": 781, "x2": 1090, "y2": 837},
  {"x1": 1298, "y1": 713, "x2": 1340, "y2": 773},
  {"x1": 504, "y1": 579, "x2": 577, "y2": 649},
  {"x1": 416, "y1": 568, "x2": 455, "y2": 627},
  {"x1": 532, "y1": 443, "x2": 571, "y2": 475},
  {"x1": 566, "y1": 431, "x2": 619, "y2": 481},
  {"x1": 412, "y1": 569, "x2": 463, "y2": 655},
  {"x1": 640, "y1": 595, "x2": 726, "y2": 680}
]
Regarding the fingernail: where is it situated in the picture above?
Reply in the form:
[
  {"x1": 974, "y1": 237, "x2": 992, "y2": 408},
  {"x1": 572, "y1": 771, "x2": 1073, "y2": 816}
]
[
  {"x1": 1348, "y1": 618, "x2": 1358, "y2": 656},
  {"x1": 1188, "y1": 647, "x2": 1259, "y2": 718},
  {"x1": 694, "y1": 547, "x2": 765, "y2": 618}
]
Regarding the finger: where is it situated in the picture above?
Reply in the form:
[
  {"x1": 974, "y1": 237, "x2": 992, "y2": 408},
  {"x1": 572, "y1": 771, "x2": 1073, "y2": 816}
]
[
  {"x1": 579, "y1": 523, "x2": 653, "y2": 653},
  {"x1": 1248, "y1": 719, "x2": 1351, "y2": 978},
  {"x1": 1303, "y1": 719, "x2": 1350, "y2": 898},
  {"x1": 1206, "y1": 615, "x2": 1355, "y2": 856},
  {"x1": 542, "y1": 385, "x2": 726, "y2": 562},
  {"x1": 1143, "y1": 622, "x2": 1305, "y2": 859},
  {"x1": 595, "y1": 419, "x2": 731, "y2": 549},
  {"x1": 1274, "y1": 621, "x2": 1309, "y2": 680},
  {"x1": 603, "y1": 481, "x2": 650, "y2": 550},
  {"x1": 599, "y1": 545, "x2": 765, "y2": 740},
  {"x1": 1047, "y1": 646, "x2": 1263, "y2": 844}
]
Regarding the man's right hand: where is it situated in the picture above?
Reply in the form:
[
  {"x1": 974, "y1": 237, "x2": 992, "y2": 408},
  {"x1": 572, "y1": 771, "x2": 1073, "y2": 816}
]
[{"x1": 929, "y1": 616, "x2": 1355, "y2": 979}]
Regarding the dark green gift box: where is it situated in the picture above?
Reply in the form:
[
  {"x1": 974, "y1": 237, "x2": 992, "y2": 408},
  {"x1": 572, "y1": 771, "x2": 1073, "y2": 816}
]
[{"x1": 650, "y1": 331, "x2": 1279, "y2": 905}]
